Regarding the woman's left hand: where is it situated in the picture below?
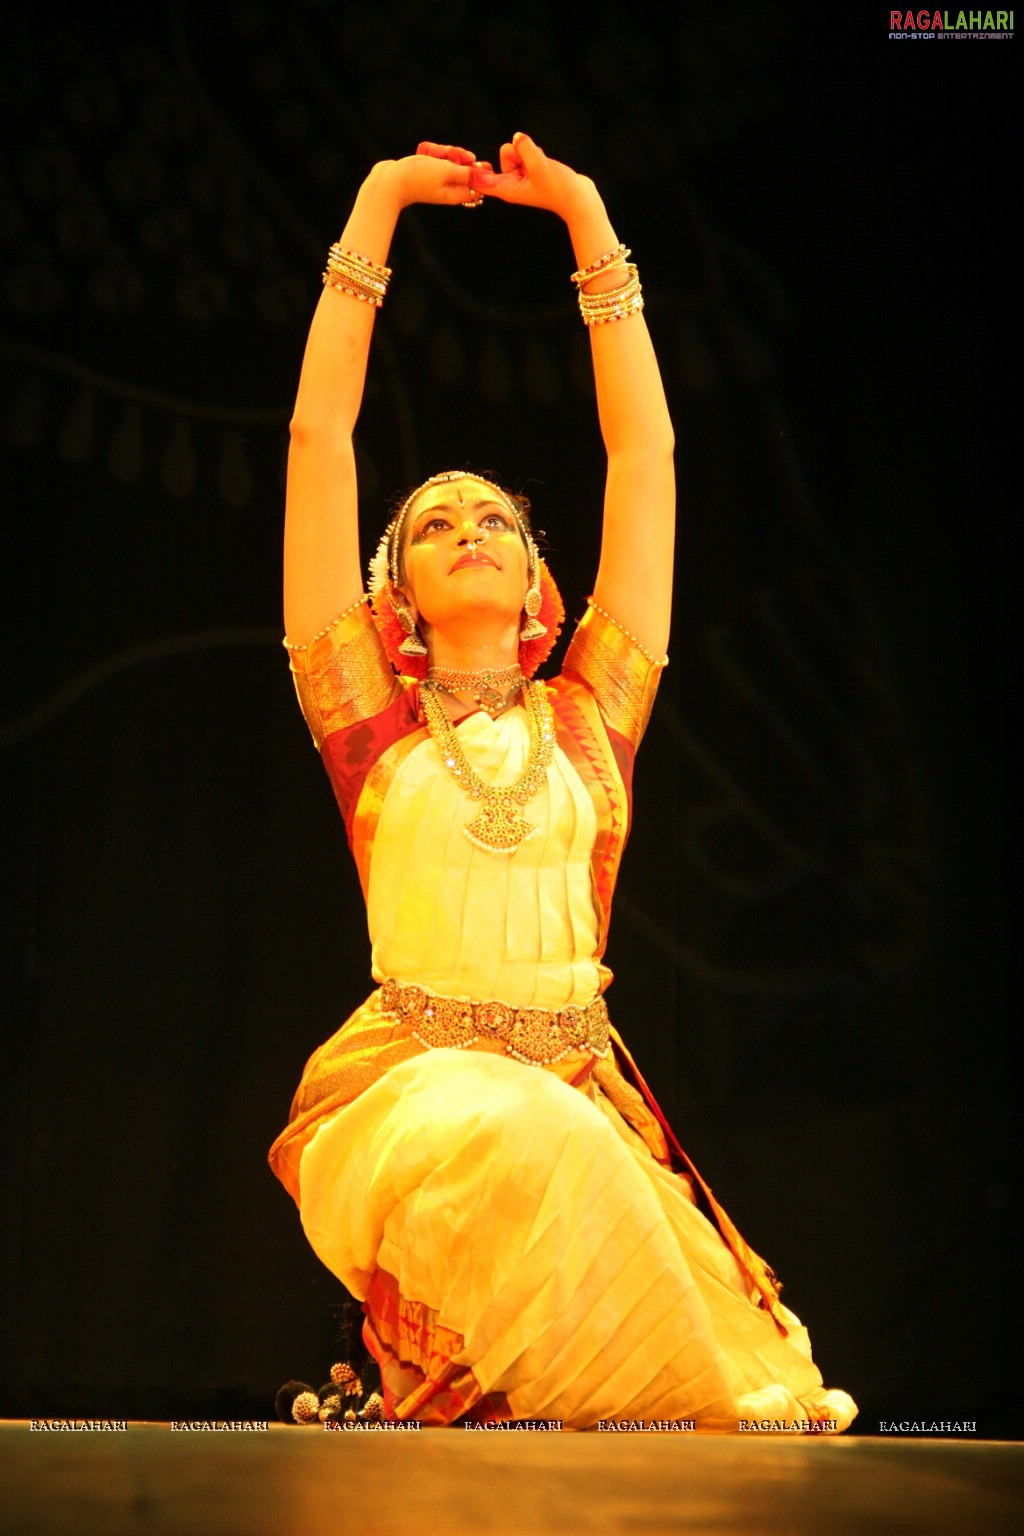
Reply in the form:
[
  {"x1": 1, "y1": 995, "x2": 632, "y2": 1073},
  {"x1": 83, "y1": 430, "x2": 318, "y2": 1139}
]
[{"x1": 467, "y1": 134, "x2": 594, "y2": 220}]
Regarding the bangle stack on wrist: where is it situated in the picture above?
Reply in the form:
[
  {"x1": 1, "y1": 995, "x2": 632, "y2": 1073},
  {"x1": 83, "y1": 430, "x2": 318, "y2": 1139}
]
[
  {"x1": 571, "y1": 243, "x2": 644, "y2": 327},
  {"x1": 577, "y1": 265, "x2": 642, "y2": 326},
  {"x1": 322, "y1": 244, "x2": 392, "y2": 307}
]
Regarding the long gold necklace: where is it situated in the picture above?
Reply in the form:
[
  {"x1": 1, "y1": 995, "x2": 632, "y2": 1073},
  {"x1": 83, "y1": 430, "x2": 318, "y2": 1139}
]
[{"x1": 420, "y1": 678, "x2": 555, "y2": 854}]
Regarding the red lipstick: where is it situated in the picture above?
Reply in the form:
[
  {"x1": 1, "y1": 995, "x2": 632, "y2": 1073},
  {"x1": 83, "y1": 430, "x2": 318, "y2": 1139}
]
[{"x1": 451, "y1": 551, "x2": 497, "y2": 572}]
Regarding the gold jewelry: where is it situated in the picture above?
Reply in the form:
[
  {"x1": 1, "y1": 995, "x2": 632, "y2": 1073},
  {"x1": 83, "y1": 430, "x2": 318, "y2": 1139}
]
[
  {"x1": 519, "y1": 579, "x2": 547, "y2": 642},
  {"x1": 328, "y1": 245, "x2": 391, "y2": 280},
  {"x1": 378, "y1": 978, "x2": 610, "y2": 1066},
  {"x1": 428, "y1": 663, "x2": 524, "y2": 717},
  {"x1": 583, "y1": 293, "x2": 638, "y2": 312},
  {"x1": 322, "y1": 243, "x2": 391, "y2": 307},
  {"x1": 577, "y1": 265, "x2": 643, "y2": 326},
  {"x1": 391, "y1": 594, "x2": 428, "y2": 656},
  {"x1": 578, "y1": 266, "x2": 638, "y2": 297},
  {"x1": 420, "y1": 677, "x2": 555, "y2": 853},
  {"x1": 398, "y1": 629, "x2": 428, "y2": 657},
  {"x1": 326, "y1": 250, "x2": 389, "y2": 296},
  {"x1": 571, "y1": 244, "x2": 630, "y2": 286},
  {"x1": 322, "y1": 269, "x2": 385, "y2": 306}
]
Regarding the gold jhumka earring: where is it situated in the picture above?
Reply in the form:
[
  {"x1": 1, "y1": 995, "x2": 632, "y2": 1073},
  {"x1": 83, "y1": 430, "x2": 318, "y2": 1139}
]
[
  {"x1": 519, "y1": 552, "x2": 547, "y2": 643},
  {"x1": 390, "y1": 593, "x2": 428, "y2": 657}
]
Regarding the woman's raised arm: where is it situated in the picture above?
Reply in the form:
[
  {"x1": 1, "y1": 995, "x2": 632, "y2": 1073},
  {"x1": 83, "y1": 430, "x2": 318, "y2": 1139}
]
[
  {"x1": 284, "y1": 151, "x2": 481, "y2": 645},
  {"x1": 472, "y1": 135, "x2": 675, "y2": 661}
]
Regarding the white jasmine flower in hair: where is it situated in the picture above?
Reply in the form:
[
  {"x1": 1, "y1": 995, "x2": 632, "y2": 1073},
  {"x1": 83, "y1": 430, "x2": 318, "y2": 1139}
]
[{"x1": 367, "y1": 530, "x2": 392, "y2": 598}]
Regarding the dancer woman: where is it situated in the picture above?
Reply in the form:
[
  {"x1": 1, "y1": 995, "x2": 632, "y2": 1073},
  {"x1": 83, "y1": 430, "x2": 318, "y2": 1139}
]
[{"x1": 269, "y1": 135, "x2": 856, "y2": 1431}]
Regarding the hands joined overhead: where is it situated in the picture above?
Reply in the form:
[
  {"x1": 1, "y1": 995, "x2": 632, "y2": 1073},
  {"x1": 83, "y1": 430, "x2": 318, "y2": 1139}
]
[{"x1": 384, "y1": 134, "x2": 593, "y2": 221}]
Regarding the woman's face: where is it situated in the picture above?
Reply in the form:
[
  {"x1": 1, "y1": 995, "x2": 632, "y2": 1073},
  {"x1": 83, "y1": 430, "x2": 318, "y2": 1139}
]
[{"x1": 397, "y1": 476, "x2": 529, "y2": 630}]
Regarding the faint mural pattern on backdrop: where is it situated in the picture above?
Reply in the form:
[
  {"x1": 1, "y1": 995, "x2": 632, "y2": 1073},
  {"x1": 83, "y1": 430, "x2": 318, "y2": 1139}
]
[{"x1": 2, "y1": 0, "x2": 932, "y2": 1134}]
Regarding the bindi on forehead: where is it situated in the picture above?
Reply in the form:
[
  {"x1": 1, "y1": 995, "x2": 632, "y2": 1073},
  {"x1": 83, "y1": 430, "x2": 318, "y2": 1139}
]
[{"x1": 423, "y1": 474, "x2": 499, "y2": 504}]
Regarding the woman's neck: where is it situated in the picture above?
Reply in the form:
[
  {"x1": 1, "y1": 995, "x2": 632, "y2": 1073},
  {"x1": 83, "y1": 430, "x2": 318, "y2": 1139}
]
[
  {"x1": 423, "y1": 616, "x2": 521, "y2": 673},
  {"x1": 421, "y1": 618, "x2": 525, "y2": 720}
]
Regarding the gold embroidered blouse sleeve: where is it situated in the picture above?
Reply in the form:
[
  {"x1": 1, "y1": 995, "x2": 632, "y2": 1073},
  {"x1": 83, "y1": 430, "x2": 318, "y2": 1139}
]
[
  {"x1": 284, "y1": 597, "x2": 401, "y2": 750},
  {"x1": 562, "y1": 601, "x2": 668, "y2": 750}
]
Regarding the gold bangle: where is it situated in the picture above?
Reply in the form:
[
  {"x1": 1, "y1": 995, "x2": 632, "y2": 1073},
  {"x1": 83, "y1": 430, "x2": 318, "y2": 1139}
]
[
  {"x1": 326, "y1": 250, "x2": 389, "y2": 299},
  {"x1": 579, "y1": 283, "x2": 640, "y2": 316},
  {"x1": 580, "y1": 293, "x2": 644, "y2": 326},
  {"x1": 571, "y1": 244, "x2": 630, "y2": 286},
  {"x1": 322, "y1": 243, "x2": 391, "y2": 306},
  {"x1": 326, "y1": 256, "x2": 388, "y2": 299},
  {"x1": 577, "y1": 265, "x2": 643, "y2": 326},
  {"x1": 328, "y1": 243, "x2": 391, "y2": 280},
  {"x1": 577, "y1": 261, "x2": 629, "y2": 293},
  {"x1": 579, "y1": 286, "x2": 640, "y2": 314},
  {"x1": 327, "y1": 249, "x2": 389, "y2": 285},
  {"x1": 322, "y1": 269, "x2": 385, "y2": 306},
  {"x1": 577, "y1": 265, "x2": 638, "y2": 301}
]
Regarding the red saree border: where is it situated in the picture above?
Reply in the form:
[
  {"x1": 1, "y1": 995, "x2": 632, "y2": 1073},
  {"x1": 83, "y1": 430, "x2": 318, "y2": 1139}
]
[{"x1": 362, "y1": 1269, "x2": 513, "y2": 1425}]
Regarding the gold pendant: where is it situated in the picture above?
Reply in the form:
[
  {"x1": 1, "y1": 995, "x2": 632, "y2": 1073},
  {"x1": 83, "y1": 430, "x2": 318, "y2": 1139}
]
[{"x1": 464, "y1": 797, "x2": 537, "y2": 854}]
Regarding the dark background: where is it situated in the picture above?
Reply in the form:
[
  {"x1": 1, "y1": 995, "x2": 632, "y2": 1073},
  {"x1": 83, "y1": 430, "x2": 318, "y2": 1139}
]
[{"x1": 1, "y1": 2, "x2": 1015, "y2": 1432}]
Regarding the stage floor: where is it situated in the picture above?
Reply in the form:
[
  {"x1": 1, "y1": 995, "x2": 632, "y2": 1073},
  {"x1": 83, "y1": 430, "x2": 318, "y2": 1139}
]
[{"x1": 1, "y1": 1423, "x2": 1021, "y2": 1535}]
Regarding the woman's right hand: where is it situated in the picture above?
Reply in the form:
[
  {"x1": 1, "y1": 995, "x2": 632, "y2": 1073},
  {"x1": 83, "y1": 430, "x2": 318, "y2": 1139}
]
[{"x1": 375, "y1": 147, "x2": 485, "y2": 211}]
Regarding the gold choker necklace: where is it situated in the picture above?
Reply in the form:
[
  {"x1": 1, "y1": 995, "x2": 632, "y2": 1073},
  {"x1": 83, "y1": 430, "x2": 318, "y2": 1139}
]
[
  {"x1": 420, "y1": 677, "x2": 555, "y2": 854},
  {"x1": 427, "y1": 663, "x2": 524, "y2": 718}
]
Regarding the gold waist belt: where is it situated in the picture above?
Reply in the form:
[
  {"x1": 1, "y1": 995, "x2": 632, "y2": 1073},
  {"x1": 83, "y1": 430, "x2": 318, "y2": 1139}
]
[{"x1": 378, "y1": 978, "x2": 610, "y2": 1068}]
